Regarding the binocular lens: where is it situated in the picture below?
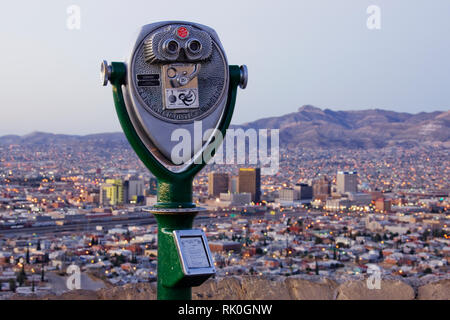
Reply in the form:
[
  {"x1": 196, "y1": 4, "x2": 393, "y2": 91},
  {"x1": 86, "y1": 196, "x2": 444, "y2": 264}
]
[
  {"x1": 166, "y1": 40, "x2": 179, "y2": 54},
  {"x1": 187, "y1": 39, "x2": 202, "y2": 54}
]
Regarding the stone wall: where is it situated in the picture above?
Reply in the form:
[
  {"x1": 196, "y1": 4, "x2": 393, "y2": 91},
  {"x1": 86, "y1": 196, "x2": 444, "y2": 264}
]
[{"x1": 12, "y1": 276, "x2": 450, "y2": 300}]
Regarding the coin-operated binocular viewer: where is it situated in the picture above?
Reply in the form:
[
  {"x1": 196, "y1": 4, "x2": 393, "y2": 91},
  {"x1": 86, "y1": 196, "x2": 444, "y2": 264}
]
[{"x1": 102, "y1": 21, "x2": 247, "y2": 300}]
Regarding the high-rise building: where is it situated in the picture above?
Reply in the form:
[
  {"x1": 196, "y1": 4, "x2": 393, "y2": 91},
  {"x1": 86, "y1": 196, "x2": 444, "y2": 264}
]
[
  {"x1": 238, "y1": 168, "x2": 261, "y2": 203},
  {"x1": 279, "y1": 184, "x2": 313, "y2": 202},
  {"x1": 100, "y1": 179, "x2": 124, "y2": 206},
  {"x1": 208, "y1": 172, "x2": 229, "y2": 197},
  {"x1": 279, "y1": 188, "x2": 296, "y2": 202},
  {"x1": 313, "y1": 175, "x2": 331, "y2": 200},
  {"x1": 124, "y1": 176, "x2": 145, "y2": 203},
  {"x1": 375, "y1": 198, "x2": 392, "y2": 213},
  {"x1": 336, "y1": 171, "x2": 358, "y2": 194},
  {"x1": 230, "y1": 176, "x2": 239, "y2": 194},
  {"x1": 294, "y1": 183, "x2": 313, "y2": 200}
]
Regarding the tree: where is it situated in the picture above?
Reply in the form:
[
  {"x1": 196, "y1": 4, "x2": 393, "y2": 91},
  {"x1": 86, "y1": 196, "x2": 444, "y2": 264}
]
[
  {"x1": 424, "y1": 268, "x2": 432, "y2": 274},
  {"x1": 8, "y1": 279, "x2": 16, "y2": 292},
  {"x1": 90, "y1": 237, "x2": 98, "y2": 246},
  {"x1": 112, "y1": 254, "x2": 126, "y2": 267},
  {"x1": 17, "y1": 265, "x2": 27, "y2": 286},
  {"x1": 432, "y1": 229, "x2": 444, "y2": 238}
]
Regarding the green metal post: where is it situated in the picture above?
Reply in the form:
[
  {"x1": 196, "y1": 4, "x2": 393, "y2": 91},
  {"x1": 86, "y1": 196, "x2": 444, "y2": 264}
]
[
  {"x1": 154, "y1": 212, "x2": 196, "y2": 299},
  {"x1": 156, "y1": 179, "x2": 194, "y2": 208},
  {"x1": 154, "y1": 179, "x2": 195, "y2": 300},
  {"x1": 108, "y1": 62, "x2": 241, "y2": 300}
]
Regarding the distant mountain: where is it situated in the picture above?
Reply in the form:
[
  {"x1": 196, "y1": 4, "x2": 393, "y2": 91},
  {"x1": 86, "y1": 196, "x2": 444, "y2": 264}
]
[
  {"x1": 236, "y1": 105, "x2": 450, "y2": 149},
  {"x1": 0, "y1": 106, "x2": 448, "y2": 149},
  {"x1": 0, "y1": 131, "x2": 128, "y2": 147}
]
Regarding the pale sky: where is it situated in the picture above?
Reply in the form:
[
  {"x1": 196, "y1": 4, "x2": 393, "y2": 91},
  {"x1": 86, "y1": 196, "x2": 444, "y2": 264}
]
[{"x1": 0, "y1": 0, "x2": 449, "y2": 135}]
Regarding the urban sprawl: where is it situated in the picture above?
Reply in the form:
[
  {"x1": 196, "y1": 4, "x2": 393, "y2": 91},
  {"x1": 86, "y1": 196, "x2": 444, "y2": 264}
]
[{"x1": 0, "y1": 141, "x2": 448, "y2": 297}]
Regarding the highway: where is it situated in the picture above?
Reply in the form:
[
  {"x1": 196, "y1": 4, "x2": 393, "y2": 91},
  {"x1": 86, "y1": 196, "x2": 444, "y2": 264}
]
[
  {"x1": 0, "y1": 214, "x2": 212, "y2": 237},
  {"x1": 0, "y1": 217, "x2": 157, "y2": 237}
]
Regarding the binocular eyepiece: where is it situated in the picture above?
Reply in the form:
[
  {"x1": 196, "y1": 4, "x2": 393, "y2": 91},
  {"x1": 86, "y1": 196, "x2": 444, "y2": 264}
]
[{"x1": 162, "y1": 38, "x2": 203, "y2": 58}]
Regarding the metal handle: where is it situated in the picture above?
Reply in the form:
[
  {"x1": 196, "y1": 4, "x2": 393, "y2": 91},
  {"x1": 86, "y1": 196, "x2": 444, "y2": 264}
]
[
  {"x1": 101, "y1": 60, "x2": 112, "y2": 86},
  {"x1": 239, "y1": 65, "x2": 248, "y2": 89}
]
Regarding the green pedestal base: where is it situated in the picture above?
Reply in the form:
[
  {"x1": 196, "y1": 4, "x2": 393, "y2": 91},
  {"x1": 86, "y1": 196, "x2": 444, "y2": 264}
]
[{"x1": 154, "y1": 212, "x2": 196, "y2": 300}]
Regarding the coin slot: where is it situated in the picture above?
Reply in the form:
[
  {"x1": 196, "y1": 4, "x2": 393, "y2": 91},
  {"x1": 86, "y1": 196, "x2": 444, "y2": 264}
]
[
  {"x1": 137, "y1": 74, "x2": 160, "y2": 80},
  {"x1": 137, "y1": 80, "x2": 160, "y2": 87}
]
